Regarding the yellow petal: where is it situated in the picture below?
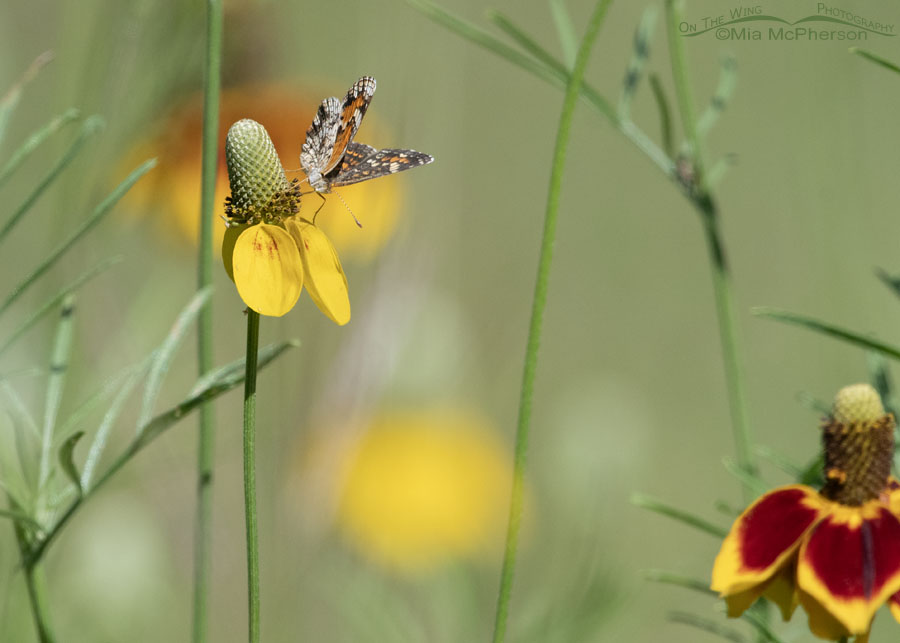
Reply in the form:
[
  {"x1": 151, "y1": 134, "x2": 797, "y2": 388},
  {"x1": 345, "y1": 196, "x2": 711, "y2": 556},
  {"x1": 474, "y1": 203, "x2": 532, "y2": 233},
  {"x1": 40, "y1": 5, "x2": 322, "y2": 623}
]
[
  {"x1": 231, "y1": 223, "x2": 303, "y2": 317},
  {"x1": 286, "y1": 218, "x2": 350, "y2": 326},
  {"x1": 222, "y1": 223, "x2": 249, "y2": 282}
]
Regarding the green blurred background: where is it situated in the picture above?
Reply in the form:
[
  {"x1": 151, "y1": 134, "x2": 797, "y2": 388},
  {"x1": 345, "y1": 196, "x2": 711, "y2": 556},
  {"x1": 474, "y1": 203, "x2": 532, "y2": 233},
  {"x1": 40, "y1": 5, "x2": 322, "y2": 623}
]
[{"x1": 1, "y1": 0, "x2": 900, "y2": 640}]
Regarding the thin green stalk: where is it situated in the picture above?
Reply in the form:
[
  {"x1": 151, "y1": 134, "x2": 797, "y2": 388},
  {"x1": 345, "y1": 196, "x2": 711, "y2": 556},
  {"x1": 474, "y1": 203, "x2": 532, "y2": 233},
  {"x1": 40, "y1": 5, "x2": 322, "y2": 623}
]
[
  {"x1": 13, "y1": 514, "x2": 55, "y2": 643},
  {"x1": 193, "y1": 1, "x2": 223, "y2": 641},
  {"x1": 491, "y1": 1, "x2": 613, "y2": 641},
  {"x1": 23, "y1": 563, "x2": 54, "y2": 643},
  {"x1": 243, "y1": 310, "x2": 261, "y2": 643},
  {"x1": 664, "y1": 0, "x2": 755, "y2": 492}
]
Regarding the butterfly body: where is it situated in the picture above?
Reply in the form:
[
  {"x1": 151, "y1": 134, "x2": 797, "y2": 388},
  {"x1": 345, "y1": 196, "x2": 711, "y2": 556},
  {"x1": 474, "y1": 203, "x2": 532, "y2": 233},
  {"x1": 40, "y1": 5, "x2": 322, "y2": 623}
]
[{"x1": 300, "y1": 77, "x2": 433, "y2": 196}]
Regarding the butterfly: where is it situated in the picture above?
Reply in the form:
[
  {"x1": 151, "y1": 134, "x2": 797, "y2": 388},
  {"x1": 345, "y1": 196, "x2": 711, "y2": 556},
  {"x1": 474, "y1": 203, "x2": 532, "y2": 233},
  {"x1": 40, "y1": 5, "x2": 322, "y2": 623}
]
[{"x1": 299, "y1": 77, "x2": 434, "y2": 199}]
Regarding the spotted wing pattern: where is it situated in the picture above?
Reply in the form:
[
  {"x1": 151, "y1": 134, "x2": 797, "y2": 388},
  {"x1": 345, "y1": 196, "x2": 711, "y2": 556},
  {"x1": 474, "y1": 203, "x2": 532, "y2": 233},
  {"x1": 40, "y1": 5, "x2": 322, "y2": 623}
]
[
  {"x1": 327, "y1": 142, "x2": 434, "y2": 188},
  {"x1": 324, "y1": 77, "x2": 376, "y2": 174},
  {"x1": 300, "y1": 96, "x2": 343, "y2": 177}
]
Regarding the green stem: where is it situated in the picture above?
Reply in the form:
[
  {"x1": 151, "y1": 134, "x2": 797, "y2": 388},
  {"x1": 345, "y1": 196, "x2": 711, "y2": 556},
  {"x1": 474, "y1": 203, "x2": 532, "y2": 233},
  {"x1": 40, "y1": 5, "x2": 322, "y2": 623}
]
[
  {"x1": 664, "y1": 0, "x2": 755, "y2": 494},
  {"x1": 23, "y1": 563, "x2": 55, "y2": 643},
  {"x1": 243, "y1": 310, "x2": 261, "y2": 643},
  {"x1": 13, "y1": 514, "x2": 55, "y2": 643},
  {"x1": 491, "y1": 1, "x2": 613, "y2": 641},
  {"x1": 193, "y1": 1, "x2": 223, "y2": 641}
]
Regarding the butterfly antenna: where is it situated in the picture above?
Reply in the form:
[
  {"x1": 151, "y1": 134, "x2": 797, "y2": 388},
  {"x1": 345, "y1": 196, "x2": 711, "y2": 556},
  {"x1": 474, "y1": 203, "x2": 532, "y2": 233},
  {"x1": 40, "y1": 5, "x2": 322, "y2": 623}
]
[{"x1": 335, "y1": 191, "x2": 362, "y2": 228}]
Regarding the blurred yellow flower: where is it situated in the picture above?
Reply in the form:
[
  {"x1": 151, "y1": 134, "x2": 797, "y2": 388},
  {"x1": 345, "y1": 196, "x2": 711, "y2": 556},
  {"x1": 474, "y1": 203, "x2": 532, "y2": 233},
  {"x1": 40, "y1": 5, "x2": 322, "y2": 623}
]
[
  {"x1": 335, "y1": 410, "x2": 513, "y2": 573},
  {"x1": 122, "y1": 84, "x2": 403, "y2": 260}
]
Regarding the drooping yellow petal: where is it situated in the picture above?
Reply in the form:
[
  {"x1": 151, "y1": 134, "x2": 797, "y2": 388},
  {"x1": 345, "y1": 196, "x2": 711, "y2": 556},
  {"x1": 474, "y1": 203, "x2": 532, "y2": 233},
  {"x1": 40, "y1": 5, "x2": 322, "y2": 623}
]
[
  {"x1": 285, "y1": 218, "x2": 350, "y2": 325},
  {"x1": 222, "y1": 223, "x2": 249, "y2": 281},
  {"x1": 231, "y1": 223, "x2": 303, "y2": 317}
]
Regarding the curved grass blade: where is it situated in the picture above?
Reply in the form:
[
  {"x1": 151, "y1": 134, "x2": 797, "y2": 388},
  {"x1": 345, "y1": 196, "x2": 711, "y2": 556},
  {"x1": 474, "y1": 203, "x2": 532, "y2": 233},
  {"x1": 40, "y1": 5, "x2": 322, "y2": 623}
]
[
  {"x1": 618, "y1": 6, "x2": 658, "y2": 119},
  {"x1": 631, "y1": 492, "x2": 728, "y2": 537},
  {"x1": 740, "y1": 607, "x2": 787, "y2": 643},
  {"x1": 644, "y1": 570, "x2": 717, "y2": 595},
  {"x1": 800, "y1": 453, "x2": 825, "y2": 487},
  {"x1": 648, "y1": 73, "x2": 674, "y2": 157},
  {"x1": 0, "y1": 256, "x2": 121, "y2": 359},
  {"x1": 190, "y1": 340, "x2": 300, "y2": 397},
  {"x1": 876, "y1": 267, "x2": 900, "y2": 300},
  {"x1": 0, "y1": 108, "x2": 80, "y2": 189},
  {"x1": 1, "y1": 382, "x2": 40, "y2": 494},
  {"x1": 137, "y1": 287, "x2": 212, "y2": 430},
  {"x1": 549, "y1": 0, "x2": 577, "y2": 68},
  {"x1": 850, "y1": 47, "x2": 900, "y2": 74},
  {"x1": 0, "y1": 159, "x2": 156, "y2": 318},
  {"x1": 410, "y1": 0, "x2": 574, "y2": 100},
  {"x1": 57, "y1": 431, "x2": 84, "y2": 497},
  {"x1": 696, "y1": 56, "x2": 737, "y2": 137},
  {"x1": 26, "y1": 340, "x2": 297, "y2": 565},
  {"x1": 0, "y1": 115, "x2": 103, "y2": 244},
  {"x1": 0, "y1": 507, "x2": 42, "y2": 531},
  {"x1": 722, "y1": 456, "x2": 767, "y2": 497},
  {"x1": 81, "y1": 355, "x2": 154, "y2": 490},
  {"x1": 667, "y1": 612, "x2": 747, "y2": 643},
  {"x1": 38, "y1": 296, "x2": 76, "y2": 500},
  {"x1": 409, "y1": 0, "x2": 674, "y2": 178},
  {"x1": 753, "y1": 307, "x2": 900, "y2": 361},
  {"x1": 753, "y1": 445, "x2": 803, "y2": 479},
  {"x1": 797, "y1": 390, "x2": 829, "y2": 415},
  {"x1": 0, "y1": 51, "x2": 54, "y2": 149}
]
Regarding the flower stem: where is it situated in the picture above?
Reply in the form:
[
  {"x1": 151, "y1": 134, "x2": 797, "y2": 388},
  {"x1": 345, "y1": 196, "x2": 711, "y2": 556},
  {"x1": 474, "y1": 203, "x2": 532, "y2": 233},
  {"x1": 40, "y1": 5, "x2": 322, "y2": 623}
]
[
  {"x1": 664, "y1": 0, "x2": 755, "y2": 495},
  {"x1": 491, "y1": 1, "x2": 612, "y2": 641},
  {"x1": 13, "y1": 517, "x2": 55, "y2": 643},
  {"x1": 242, "y1": 310, "x2": 261, "y2": 643},
  {"x1": 192, "y1": 2, "x2": 222, "y2": 642},
  {"x1": 23, "y1": 563, "x2": 55, "y2": 643}
]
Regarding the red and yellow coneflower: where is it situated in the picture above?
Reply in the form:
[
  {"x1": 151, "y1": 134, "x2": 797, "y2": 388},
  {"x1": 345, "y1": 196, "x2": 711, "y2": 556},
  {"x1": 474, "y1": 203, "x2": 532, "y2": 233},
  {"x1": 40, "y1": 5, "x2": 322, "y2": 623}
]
[{"x1": 712, "y1": 383, "x2": 900, "y2": 642}]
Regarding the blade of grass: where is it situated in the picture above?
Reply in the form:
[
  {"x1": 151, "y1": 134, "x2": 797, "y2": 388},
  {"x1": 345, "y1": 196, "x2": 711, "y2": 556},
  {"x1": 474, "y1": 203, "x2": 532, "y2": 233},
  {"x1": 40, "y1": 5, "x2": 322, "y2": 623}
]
[
  {"x1": 618, "y1": 6, "x2": 658, "y2": 119},
  {"x1": 25, "y1": 339, "x2": 296, "y2": 566},
  {"x1": 0, "y1": 51, "x2": 54, "y2": 149},
  {"x1": 137, "y1": 287, "x2": 213, "y2": 430},
  {"x1": 753, "y1": 307, "x2": 900, "y2": 361},
  {"x1": 0, "y1": 159, "x2": 156, "y2": 318},
  {"x1": 753, "y1": 445, "x2": 803, "y2": 479},
  {"x1": 548, "y1": 0, "x2": 577, "y2": 68},
  {"x1": 0, "y1": 116, "x2": 104, "y2": 244},
  {"x1": 190, "y1": 341, "x2": 300, "y2": 397},
  {"x1": 0, "y1": 108, "x2": 81, "y2": 189},
  {"x1": 644, "y1": 570, "x2": 717, "y2": 595},
  {"x1": 194, "y1": 2, "x2": 223, "y2": 638},
  {"x1": 410, "y1": 0, "x2": 575, "y2": 100},
  {"x1": 1, "y1": 382, "x2": 41, "y2": 497},
  {"x1": 667, "y1": 612, "x2": 747, "y2": 643},
  {"x1": 487, "y1": 10, "x2": 570, "y2": 79},
  {"x1": 876, "y1": 268, "x2": 900, "y2": 301},
  {"x1": 850, "y1": 47, "x2": 900, "y2": 74},
  {"x1": 0, "y1": 256, "x2": 121, "y2": 359},
  {"x1": 696, "y1": 56, "x2": 737, "y2": 136},
  {"x1": 492, "y1": 1, "x2": 612, "y2": 641},
  {"x1": 797, "y1": 390, "x2": 829, "y2": 415},
  {"x1": 740, "y1": 608, "x2": 788, "y2": 643},
  {"x1": 57, "y1": 431, "x2": 84, "y2": 496},
  {"x1": 81, "y1": 355, "x2": 155, "y2": 490},
  {"x1": 0, "y1": 507, "x2": 42, "y2": 530},
  {"x1": 631, "y1": 493, "x2": 728, "y2": 537},
  {"x1": 409, "y1": 0, "x2": 675, "y2": 184},
  {"x1": 37, "y1": 296, "x2": 76, "y2": 506},
  {"x1": 722, "y1": 456, "x2": 767, "y2": 497},
  {"x1": 648, "y1": 73, "x2": 674, "y2": 157}
]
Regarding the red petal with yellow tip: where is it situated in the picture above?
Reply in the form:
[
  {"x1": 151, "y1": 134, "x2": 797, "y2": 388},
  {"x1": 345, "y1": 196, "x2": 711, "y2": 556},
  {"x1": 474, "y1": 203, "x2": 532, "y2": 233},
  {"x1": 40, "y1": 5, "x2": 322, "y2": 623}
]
[
  {"x1": 797, "y1": 504, "x2": 900, "y2": 634},
  {"x1": 712, "y1": 486, "x2": 825, "y2": 604}
]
